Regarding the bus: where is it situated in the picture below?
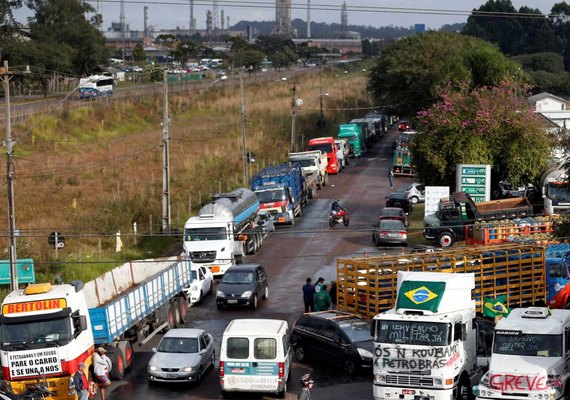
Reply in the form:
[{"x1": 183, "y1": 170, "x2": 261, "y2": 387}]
[{"x1": 79, "y1": 75, "x2": 114, "y2": 100}]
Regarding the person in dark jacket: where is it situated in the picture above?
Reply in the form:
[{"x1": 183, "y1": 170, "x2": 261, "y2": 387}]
[
  {"x1": 315, "y1": 284, "x2": 332, "y2": 311},
  {"x1": 302, "y1": 278, "x2": 316, "y2": 312},
  {"x1": 73, "y1": 362, "x2": 90, "y2": 400},
  {"x1": 329, "y1": 280, "x2": 337, "y2": 307},
  {"x1": 298, "y1": 374, "x2": 314, "y2": 400}
]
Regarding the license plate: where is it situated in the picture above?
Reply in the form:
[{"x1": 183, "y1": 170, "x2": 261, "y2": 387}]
[
  {"x1": 228, "y1": 300, "x2": 238, "y2": 304},
  {"x1": 167, "y1": 373, "x2": 177, "y2": 379}
]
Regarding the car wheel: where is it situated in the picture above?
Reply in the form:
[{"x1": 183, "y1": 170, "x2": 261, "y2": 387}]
[
  {"x1": 262, "y1": 286, "x2": 269, "y2": 300},
  {"x1": 251, "y1": 295, "x2": 258, "y2": 310},
  {"x1": 210, "y1": 351, "x2": 216, "y2": 369},
  {"x1": 294, "y1": 345, "x2": 306, "y2": 362},
  {"x1": 216, "y1": 303, "x2": 223, "y2": 310},
  {"x1": 410, "y1": 196, "x2": 419, "y2": 204},
  {"x1": 437, "y1": 232, "x2": 455, "y2": 248},
  {"x1": 196, "y1": 367, "x2": 203, "y2": 384},
  {"x1": 343, "y1": 359, "x2": 356, "y2": 376},
  {"x1": 197, "y1": 290, "x2": 204, "y2": 305}
]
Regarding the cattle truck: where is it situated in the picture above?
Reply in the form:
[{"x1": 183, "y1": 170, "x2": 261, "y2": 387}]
[
  {"x1": 371, "y1": 271, "x2": 491, "y2": 400},
  {"x1": 0, "y1": 257, "x2": 193, "y2": 399},
  {"x1": 183, "y1": 188, "x2": 263, "y2": 276}
]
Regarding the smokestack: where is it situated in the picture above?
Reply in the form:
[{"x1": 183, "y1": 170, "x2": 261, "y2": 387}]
[{"x1": 307, "y1": 0, "x2": 311, "y2": 38}]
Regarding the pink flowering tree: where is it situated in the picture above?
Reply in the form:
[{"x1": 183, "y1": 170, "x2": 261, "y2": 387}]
[{"x1": 413, "y1": 80, "x2": 553, "y2": 190}]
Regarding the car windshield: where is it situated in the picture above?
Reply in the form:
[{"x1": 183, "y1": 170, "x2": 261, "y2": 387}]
[
  {"x1": 255, "y1": 189, "x2": 286, "y2": 203},
  {"x1": 375, "y1": 320, "x2": 451, "y2": 346},
  {"x1": 1, "y1": 316, "x2": 72, "y2": 348},
  {"x1": 548, "y1": 183, "x2": 570, "y2": 201},
  {"x1": 184, "y1": 227, "x2": 226, "y2": 241},
  {"x1": 494, "y1": 332, "x2": 562, "y2": 357},
  {"x1": 381, "y1": 209, "x2": 401, "y2": 217},
  {"x1": 339, "y1": 319, "x2": 373, "y2": 343},
  {"x1": 157, "y1": 337, "x2": 199, "y2": 353},
  {"x1": 221, "y1": 271, "x2": 254, "y2": 284},
  {"x1": 390, "y1": 193, "x2": 407, "y2": 200},
  {"x1": 292, "y1": 159, "x2": 315, "y2": 168},
  {"x1": 379, "y1": 220, "x2": 405, "y2": 230}
]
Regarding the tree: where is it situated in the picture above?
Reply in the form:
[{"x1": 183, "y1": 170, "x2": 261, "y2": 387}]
[
  {"x1": 412, "y1": 80, "x2": 552, "y2": 190},
  {"x1": 132, "y1": 43, "x2": 146, "y2": 62},
  {"x1": 169, "y1": 40, "x2": 199, "y2": 65},
  {"x1": 367, "y1": 31, "x2": 522, "y2": 116},
  {"x1": 550, "y1": 2, "x2": 570, "y2": 70}
]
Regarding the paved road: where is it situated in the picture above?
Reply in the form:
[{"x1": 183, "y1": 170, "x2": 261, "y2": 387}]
[{"x1": 106, "y1": 126, "x2": 414, "y2": 400}]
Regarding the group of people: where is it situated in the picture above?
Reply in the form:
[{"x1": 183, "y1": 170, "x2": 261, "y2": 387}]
[
  {"x1": 302, "y1": 276, "x2": 337, "y2": 313},
  {"x1": 73, "y1": 346, "x2": 112, "y2": 400}
]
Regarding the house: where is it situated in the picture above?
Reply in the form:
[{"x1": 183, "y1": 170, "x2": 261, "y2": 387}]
[{"x1": 529, "y1": 92, "x2": 567, "y2": 112}]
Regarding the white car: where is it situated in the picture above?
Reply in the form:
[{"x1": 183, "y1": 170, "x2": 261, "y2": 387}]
[
  {"x1": 256, "y1": 211, "x2": 276, "y2": 237},
  {"x1": 185, "y1": 265, "x2": 214, "y2": 305},
  {"x1": 405, "y1": 182, "x2": 425, "y2": 204}
]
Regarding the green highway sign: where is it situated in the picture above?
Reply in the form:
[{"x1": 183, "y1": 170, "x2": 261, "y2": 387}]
[
  {"x1": 461, "y1": 167, "x2": 487, "y2": 175},
  {"x1": 461, "y1": 177, "x2": 486, "y2": 185}
]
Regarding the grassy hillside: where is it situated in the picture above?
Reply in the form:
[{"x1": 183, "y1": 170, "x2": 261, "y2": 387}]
[{"x1": 0, "y1": 67, "x2": 371, "y2": 288}]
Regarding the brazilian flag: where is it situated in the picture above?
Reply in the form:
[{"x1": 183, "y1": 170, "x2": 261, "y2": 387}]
[
  {"x1": 483, "y1": 295, "x2": 511, "y2": 317},
  {"x1": 396, "y1": 281, "x2": 446, "y2": 313}
]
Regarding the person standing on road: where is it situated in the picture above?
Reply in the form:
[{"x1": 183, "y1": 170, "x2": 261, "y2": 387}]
[
  {"x1": 388, "y1": 168, "x2": 394, "y2": 189},
  {"x1": 298, "y1": 374, "x2": 314, "y2": 400},
  {"x1": 314, "y1": 277, "x2": 325, "y2": 293},
  {"x1": 94, "y1": 347, "x2": 112, "y2": 400},
  {"x1": 315, "y1": 284, "x2": 332, "y2": 311},
  {"x1": 302, "y1": 278, "x2": 316, "y2": 313},
  {"x1": 73, "y1": 363, "x2": 90, "y2": 400},
  {"x1": 329, "y1": 280, "x2": 337, "y2": 308}
]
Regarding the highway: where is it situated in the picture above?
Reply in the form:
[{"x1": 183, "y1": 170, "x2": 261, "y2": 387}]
[{"x1": 106, "y1": 126, "x2": 413, "y2": 400}]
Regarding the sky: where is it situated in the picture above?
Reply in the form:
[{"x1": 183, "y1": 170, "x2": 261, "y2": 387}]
[{"x1": 15, "y1": 0, "x2": 558, "y2": 32}]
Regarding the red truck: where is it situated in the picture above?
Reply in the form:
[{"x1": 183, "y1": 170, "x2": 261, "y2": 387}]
[{"x1": 308, "y1": 137, "x2": 340, "y2": 175}]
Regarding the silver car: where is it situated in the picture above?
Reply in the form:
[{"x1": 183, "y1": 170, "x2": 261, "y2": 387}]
[{"x1": 147, "y1": 328, "x2": 215, "y2": 384}]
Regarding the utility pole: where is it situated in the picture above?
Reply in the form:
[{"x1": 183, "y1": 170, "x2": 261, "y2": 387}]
[
  {"x1": 291, "y1": 83, "x2": 297, "y2": 152},
  {"x1": 240, "y1": 74, "x2": 247, "y2": 185},
  {"x1": 2, "y1": 61, "x2": 18, "y2": 292},
  {"x1": 162, "y1": 69, "x2": 171, "y2": 232}
]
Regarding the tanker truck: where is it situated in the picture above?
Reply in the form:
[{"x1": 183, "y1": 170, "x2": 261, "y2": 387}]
[
  {"x1": 183, "y1": 188, "x2": 263, "y2": 276},
  {"x1": 540, "y1": 165, "x2": 570, "y2": 216}
]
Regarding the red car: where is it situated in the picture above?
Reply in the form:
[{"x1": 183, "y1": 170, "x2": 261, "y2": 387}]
[
  {"x1": 398, "y1": 121, "x2": 410, "y2": 131},
  {"x1": 378, "y1": 207, "x2": 409, "y2": 227}
]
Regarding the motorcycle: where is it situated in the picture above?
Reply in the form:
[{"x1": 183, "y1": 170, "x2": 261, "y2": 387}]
[
  {"x1": 329, "y1": 208, "x2": 349, "y2": 227},
  {"x1": 0, "y1": 380, "x2": 56, "y2": 400}
]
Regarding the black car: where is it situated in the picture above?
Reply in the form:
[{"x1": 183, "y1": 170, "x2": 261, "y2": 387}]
[
  {"x1": 385, "y1": 192, "x2": 412, "y2": 215},
  {"x1": 290, "y1": 311, "x2": 373, "y2": 375},
  {"x1": 216, "y1": 264, "x2": 269, "y2": 310}
]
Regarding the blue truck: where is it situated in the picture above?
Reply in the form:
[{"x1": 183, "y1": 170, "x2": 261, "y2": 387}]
[
  {"x1": 251, "y1": 163, "x2": 306, "y2": 225},
  {"x1": 0, "y1": 257, "x2": 193, "y2": 398}
]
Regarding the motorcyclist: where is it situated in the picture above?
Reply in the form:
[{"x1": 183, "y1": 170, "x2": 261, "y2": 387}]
[
  {"x1": 331, "y1": 199, "x2": 343, "y2": 214},
  {"x1": 298, "y1": 374, "x2": 314, "y2": 400}
]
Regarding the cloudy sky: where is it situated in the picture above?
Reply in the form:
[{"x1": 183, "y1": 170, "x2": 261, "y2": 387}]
[{"x1": 14, "y1": 0, "x2": 557, "y2": 32}]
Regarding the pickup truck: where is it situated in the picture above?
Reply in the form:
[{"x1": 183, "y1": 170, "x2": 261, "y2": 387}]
[{"x1": 423, "y1": 191, "x2": 533, "y2": 247}]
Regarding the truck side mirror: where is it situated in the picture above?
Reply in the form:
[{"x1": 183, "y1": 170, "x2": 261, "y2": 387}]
[{"x1": 79, "y1": 315, "x2": 87, "y2": 331}]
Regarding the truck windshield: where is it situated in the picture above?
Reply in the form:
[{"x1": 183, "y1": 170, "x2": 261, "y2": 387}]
[
  {"x1": 255, "y1": 189, "x2": 286, "y2": 203},
  {"x1": 292, "y1": 159, "x2": 316, "y2": 168},
  {"x1": 184, "y1": 227, "x2": 226, "y2": 241},
  {"x1": 494, "y1": 332, "x2": 562, "y2": 357},
  {"x1": 309, "y1": 144, "x2": 333, "y2": 154},
  {"x1": 375, "y1": 320, "x2": 451, "y2": 346},
  {"x1": 547, "y1": 183, "x2": 570, "y2": 201},
  {"x1": 1, "y1": 317, "x2": 71, "y2": 348}
]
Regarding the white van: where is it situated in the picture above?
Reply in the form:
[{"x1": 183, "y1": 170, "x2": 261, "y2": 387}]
[{"x1": 219, "y1": 319, "x2": 291, "y2": 398}]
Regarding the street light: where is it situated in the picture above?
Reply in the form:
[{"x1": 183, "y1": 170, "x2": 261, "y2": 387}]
[
  {"x1": 240, "y1": 75, "x2": 287, "y2": 185},
  {"x1": 336, "y1": 70, "x2": 348, "y2": 121}
]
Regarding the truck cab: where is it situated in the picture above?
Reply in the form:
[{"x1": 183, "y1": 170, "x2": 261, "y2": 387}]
[
  {"x1": 338, "y1": 124, "x2": 364, "y2": 158},
  {"x1": 371, "y1": 271, "x2": 491, "y2": 400},
  {"x1": 475, "y1": 307, "x2": 570, "y2": 400},
  {"x1": 308, "y1": 137, "x2": 340, "y2": 175},
  {"x1": 0, "y1": 283, "x2": 93, "y2": 399}
]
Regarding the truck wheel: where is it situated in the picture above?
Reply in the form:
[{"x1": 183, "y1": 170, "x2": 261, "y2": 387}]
[
  {"x1": 323, "y1": 173, "x2": 329, "y2": 186},
  {"x1": 308, "y1": 187, "x2": 314, "y2": 199},
  {"x1": 176, "y1": 297, "x2": 187, "y2": 323},
  {"x1": 107, "y1": 347, "x2": 126, "y2": 380},
  {"x1": 173, "y1": 302, "x2": 182, "y2": 327},
  {"x1": 456, "y1": 376, "x2": 473, "y2": 400},
  {"x1": 317, "y1": 175, "x2": 323, "y2": 190},
  {"x1": 437, "y1": 232, "x2": 455, "y2": 248}
]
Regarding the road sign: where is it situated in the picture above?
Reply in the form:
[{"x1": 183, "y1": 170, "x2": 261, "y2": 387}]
[
  {"x1": 0, "y1": 259, "x2": 35, "y2": 284},
  {"x1": 456, "y1": 164, "x2": 491, "y2": 202}
]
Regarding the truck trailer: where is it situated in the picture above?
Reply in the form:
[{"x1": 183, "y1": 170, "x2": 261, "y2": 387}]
[
  {"x1": 251, "y1": 163, "x2": 306, "y2": 225},
  {"x1": 371, "y1": 271, "x2": 492, "y2": 400},
  {"x1": 423, "y1": 192, "x2": 533, "y2": 247},
  {"x1": 336, "y1": 243, "x2": 570, "y2": 321},
  {"x1": 288, "y1": 150, "x2": 328, "y2": 191},
  {"x1": 0, "y1": 257, "x2": 193, "y2": 399},
  {"x1": 183, "y1": 188, "x2": 263, "y2": 276}
]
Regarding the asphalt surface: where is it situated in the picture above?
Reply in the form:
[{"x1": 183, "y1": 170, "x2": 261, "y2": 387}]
[{"x1": 105, "y1": 126, "x2": 414, "y2": 400}]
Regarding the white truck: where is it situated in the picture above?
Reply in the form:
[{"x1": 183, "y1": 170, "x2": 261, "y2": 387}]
[
  {"x1": 288, "y1": 150, "x2": 328, "y2": 189},
  {"x1": 540, "y1": 166, "x2": 570, "y2": 215},
  {"x1": 475, "y1": 307, "x2": 570, "y2": 400},
  {"x1": 183, "y1": 188, "x2": 263, "y2": 276},
  {"x1": 371, "y1": 271, "x2": 493, "y2": 400},
  {"x1": 0, "y1": 257, "x2": 193, "y2": 399}
]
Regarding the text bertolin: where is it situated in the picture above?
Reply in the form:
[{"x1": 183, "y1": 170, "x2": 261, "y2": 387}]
[{"x1": 374, "y1": 344, "x2": 461, "y2": 369}]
